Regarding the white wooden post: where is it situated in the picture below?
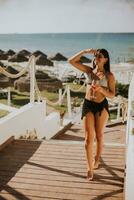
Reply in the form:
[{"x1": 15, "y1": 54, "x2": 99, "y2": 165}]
[
  {"x1": 125, "y1": 73, "x2": 134, "y2": 200},
  {"x1": 67, "y1": 85, "x2": 72, "y2": 118},
  {"x1": 59, "y1": 89, "x2": 62, "y2": 106},
  {"x1": 37, "y1": 95, "x2": 41, "y2": 103},
  {"x1": 36, "y1": 87, "x2": 41, "y2": 103},
  {"x1": 7, "y1": 87, "x2": 11, "y2": 106},
  {"x1": 30, "y1": 56, "x2": 35, "y2": 104},
  {"x1": 42, "y1": 99, "x2": 47, "y2": 117},
  {"x1": 117, "y1": 97, "x2": 121, "y2": 120}
]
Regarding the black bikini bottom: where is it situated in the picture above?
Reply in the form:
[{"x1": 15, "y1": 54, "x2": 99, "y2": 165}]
[{"x1": 81, "y1": 98, "x2": 110, "y2": 119}]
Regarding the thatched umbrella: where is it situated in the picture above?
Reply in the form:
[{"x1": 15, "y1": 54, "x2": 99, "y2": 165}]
[
  {"x1": 0, "y1": 65, "x2": 20, "y2": 87},
  {"x1": 0, "y1": 61, "x2": 5, "y2": 67},
  {"x1": 50, "y1": 53, "x2": 67, "y2": 61},
  {"x1": 35, "y1": 70, "x2": 49, "y2": 79},
  {"x1": 0, "y1": 67, "x2": 10, "y2": 87},
  {"x1": 32, "y1": 50, "x2": 47, "y2": 58},
  {"x1": 0, "y1": 50, "x2": 4, "y2": 55},
  {"x1": 80, "y1": 56, "x2": 92, "y2": 63},
  {"x1": 6, "y1": 66, "x2": 21, "y2": 85},
  {"x1": 127, "y1": 58, "x2": 134, "y2": 64},
  {"x1": 14, "y1": 76, "x2": 30, "y2": 92},
  {"x1": 14, "y1": 71, "x2": 62, "y2": 92},
  {"x1": 37, "y1": 77, "x2": 63, "y2": 91},
  {"x1": 5, "y1": 49, "x2": 16, "y2": 56},
  {"x1": 36, "y1": 55, "x2": 53, "y2": 66},
  {"x1": 18, "y1": 49, "x2": 31, "y2": 57},
  {"x1": 8, "y1": 53, "x2": 29, "y2": 62},
  {"x1": 0, "y1": 50, "x2": 16, "y2": 60},
  {"x1": 0, "y1": 53, "x2": 8, "y2": 60},
  {"x1": 6, "y1": 66, "x2": 19, "y2": 74}
]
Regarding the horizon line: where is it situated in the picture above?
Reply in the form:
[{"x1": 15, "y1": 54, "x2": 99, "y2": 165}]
[{"x1": 0, "y1": 31, "x2": 134, "y2": 34}]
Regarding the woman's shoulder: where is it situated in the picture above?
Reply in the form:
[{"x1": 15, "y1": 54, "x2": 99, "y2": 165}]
[
  {"x1": 106, "y1": 71, "x2": 115, "y2": 77},
  {"x1": 106, "y1": 72, "x2": 115, "y2": 82}
]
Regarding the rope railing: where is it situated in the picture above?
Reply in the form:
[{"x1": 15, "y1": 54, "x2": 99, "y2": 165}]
[
  {"x1": 0, "y1": 56, "x2": 34, "y2": 78},
  {"x1": 69, "y1": 81, "x2": 86, "y2": 92},
  {"x1": 2, "y1": 57, "x2": 86, "y2": 107},
  {"x1": 120, "y1": 97, "x2": 128, "y2": 123},
  {"x1": 45, "y1": 88, "x2": 67, "y2": 106},
  {"x1": 0, "y1": 55, "x2": 36, "y2": 104},
  {"x1": 34, "y1": 78, "x2": 42, "y2": 102},
  {"x1": 108, "y1": 95, "x2": 128, "y2": 122},
  {"x1": 37, "y1": 81, "x2": 86, "y2": 107},
  {"x1": 0, "y1": 56, "x2": 128, "y2": 121},
  {"x1": 0, "y1": 56, "x2": 70, "y2": 107},
  {"x1": 34, "y1": 72, "x2": 68, "y2": 106}
]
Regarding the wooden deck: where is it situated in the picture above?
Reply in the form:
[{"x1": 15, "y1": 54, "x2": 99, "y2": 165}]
[
  {"x1": 0, "y1": 134, "x2": 125, "y2": 200},
  {"x1": 54, "y1": 122, "x2": 126, "y2": 145}
]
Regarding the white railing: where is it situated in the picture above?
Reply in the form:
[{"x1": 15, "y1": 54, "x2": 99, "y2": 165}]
[
  {"x1": 0, "y1": 87, "x2": 11, "y2": 106},
  {"x1": 0, "y1": 56, "x2": 37, "y2": 115},
  {"x1": 111, "y1": 63, "x2": 134, "y2": 84},
  {"x1": 0, "y1": 101, "x2": 60, "y2": 142},
  {"x1": 125, "y1": 73, "x2": 134, "y2": 200},
  {"x1": 0, "y1": 56, "x2": 62, "y2": 144},
  {"x1": 0, "y1": 87, "x2": 19, "y2": 113},
  {"x1": 0, "y1": 103, "x2": 18, "y2": 112},
  {"x1": 30, "y1": 56, "x2": 36, "y2": 103},
  {"x1": 0, "y1": 58, "x2": 131, "y2": 145},
  {"x1": 0, "y1": 56, "x2": 36, "y2": 103}
]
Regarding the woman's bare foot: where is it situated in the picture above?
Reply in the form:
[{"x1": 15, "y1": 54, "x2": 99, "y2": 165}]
[
  {"x1": 93, "y1": 158, "x2": 100, "y2": 169},
  {"x1": 87, "y1": 170, "x2": 94, "y2": 181}
]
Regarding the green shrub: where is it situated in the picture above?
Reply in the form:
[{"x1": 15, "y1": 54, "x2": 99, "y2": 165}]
[{"x1": 116, "y1": 82, "x2": 129, "y2": 98}]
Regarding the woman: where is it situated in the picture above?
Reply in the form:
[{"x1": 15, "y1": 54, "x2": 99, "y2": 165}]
[{"x1": 68, "y1": 49, "x2": 115, "y2": 181}]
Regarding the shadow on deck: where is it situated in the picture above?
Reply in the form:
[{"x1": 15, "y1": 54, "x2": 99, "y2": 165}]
[
  {"x1": 53, "y1": 122, "x2": 126, "y2": 145},
  {"x1": 0, "y1": 134, "x2": 125, "y2": 200}
]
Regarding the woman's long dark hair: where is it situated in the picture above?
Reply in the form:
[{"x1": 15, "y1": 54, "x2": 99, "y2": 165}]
[
  {"x1": 93, "y1": 48, "x2": 111, "y2": 73},
  {"x1": 99, "y1": 49, "x2": 110, "y2": 73}
]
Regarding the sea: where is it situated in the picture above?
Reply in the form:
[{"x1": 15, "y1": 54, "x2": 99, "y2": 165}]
[{"x1": 0, "y1": 33, "x2": 134, "y2": 64}]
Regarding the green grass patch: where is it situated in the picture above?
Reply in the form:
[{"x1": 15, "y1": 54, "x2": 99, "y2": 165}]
[
  {"x1": 0, "y1": 83, "x2": 121, "y2": 121},
  {"x1": 0, "y1": 110, "x2": 9, "y2": 118},
  {"x1": 12, "y1": 96, "x2": 30, "y2": 106},
  {"x1": 41, "y1": 90, "x2": 59, "y2": 101},
  {"x1": 109, "y1": 110, "x2": 118, "y2": 120}
]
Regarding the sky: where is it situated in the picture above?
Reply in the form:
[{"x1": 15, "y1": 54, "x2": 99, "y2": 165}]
[{"x1": 0, "y1": 0, "x2": 134, "y2": 33}]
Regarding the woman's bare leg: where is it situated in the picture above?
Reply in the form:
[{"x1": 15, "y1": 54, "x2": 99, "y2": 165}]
[
  {"x1": 94, "y1": 109, "x2": 109, "y2": 169},
  {"x1": 83, "y1": 112, "x2": 95, "y2": 180}
]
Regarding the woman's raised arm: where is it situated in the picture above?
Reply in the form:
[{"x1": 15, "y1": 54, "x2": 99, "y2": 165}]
[{"x1": 68, "y1": 49, "x2": 97, "y2": 74}]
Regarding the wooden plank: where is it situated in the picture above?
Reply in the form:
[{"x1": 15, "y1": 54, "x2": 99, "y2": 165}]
[
  {"x1": 0, "y1": 194, "x2": 59, "y2": 200},
  {"x1": 0, "y1": 139, "x2": 125, "y2": 200},
  {"x1": 0, "y1": 136, "x2": 14, "y2": 151},
  {"x1": 0, "y1": 183, "x2": 124, "y2": 198},
  {"x1": 0, "y1": 170, "x2": 124, "y2": 183},
  {"x1": 0, "y1": 187, "x2": 124, "y2": 200}
]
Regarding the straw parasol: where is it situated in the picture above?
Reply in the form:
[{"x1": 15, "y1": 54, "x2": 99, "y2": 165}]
[
  {"x1": 8, "y1": 53, "x2": 29, "y2": 62},
  {"x1": 18, "y1": 49, "x2": 31, "y2": 57},
  {"x1": 32, "y1": 50, "x2": 47, "y2": 58},
  {"x1": 0, "y1": 53, "x2": 8, "y2": 60},
  {"x1": 5, "y1": 49, "x2": 16, "y2": 56},
  {"x1": 36, "y1": 55, "x2": 53, "y2": 66},
  {"x1": 50, "y1": 53, "x2": 67, "y2": 61},
  {"x1": 80, "y1": 56, "x2": 92, "y2": 63},
  {"x1": 0, "y1": 49, "x2": 4, "y2": 55},
  {"x1": 14, "y1": 70, "x2": 62, "y2": 92},
  {"x1": 0, "y1": 77, "x2": 10, "y2": 88},
  {"x1": 0, "y1": 61, "x2": 5, "y2": 67}
]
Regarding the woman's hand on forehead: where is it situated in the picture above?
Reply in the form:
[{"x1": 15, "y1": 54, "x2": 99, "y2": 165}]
[{"x1": 84, "y1": 49, "x2": 98, "y2": 54}]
